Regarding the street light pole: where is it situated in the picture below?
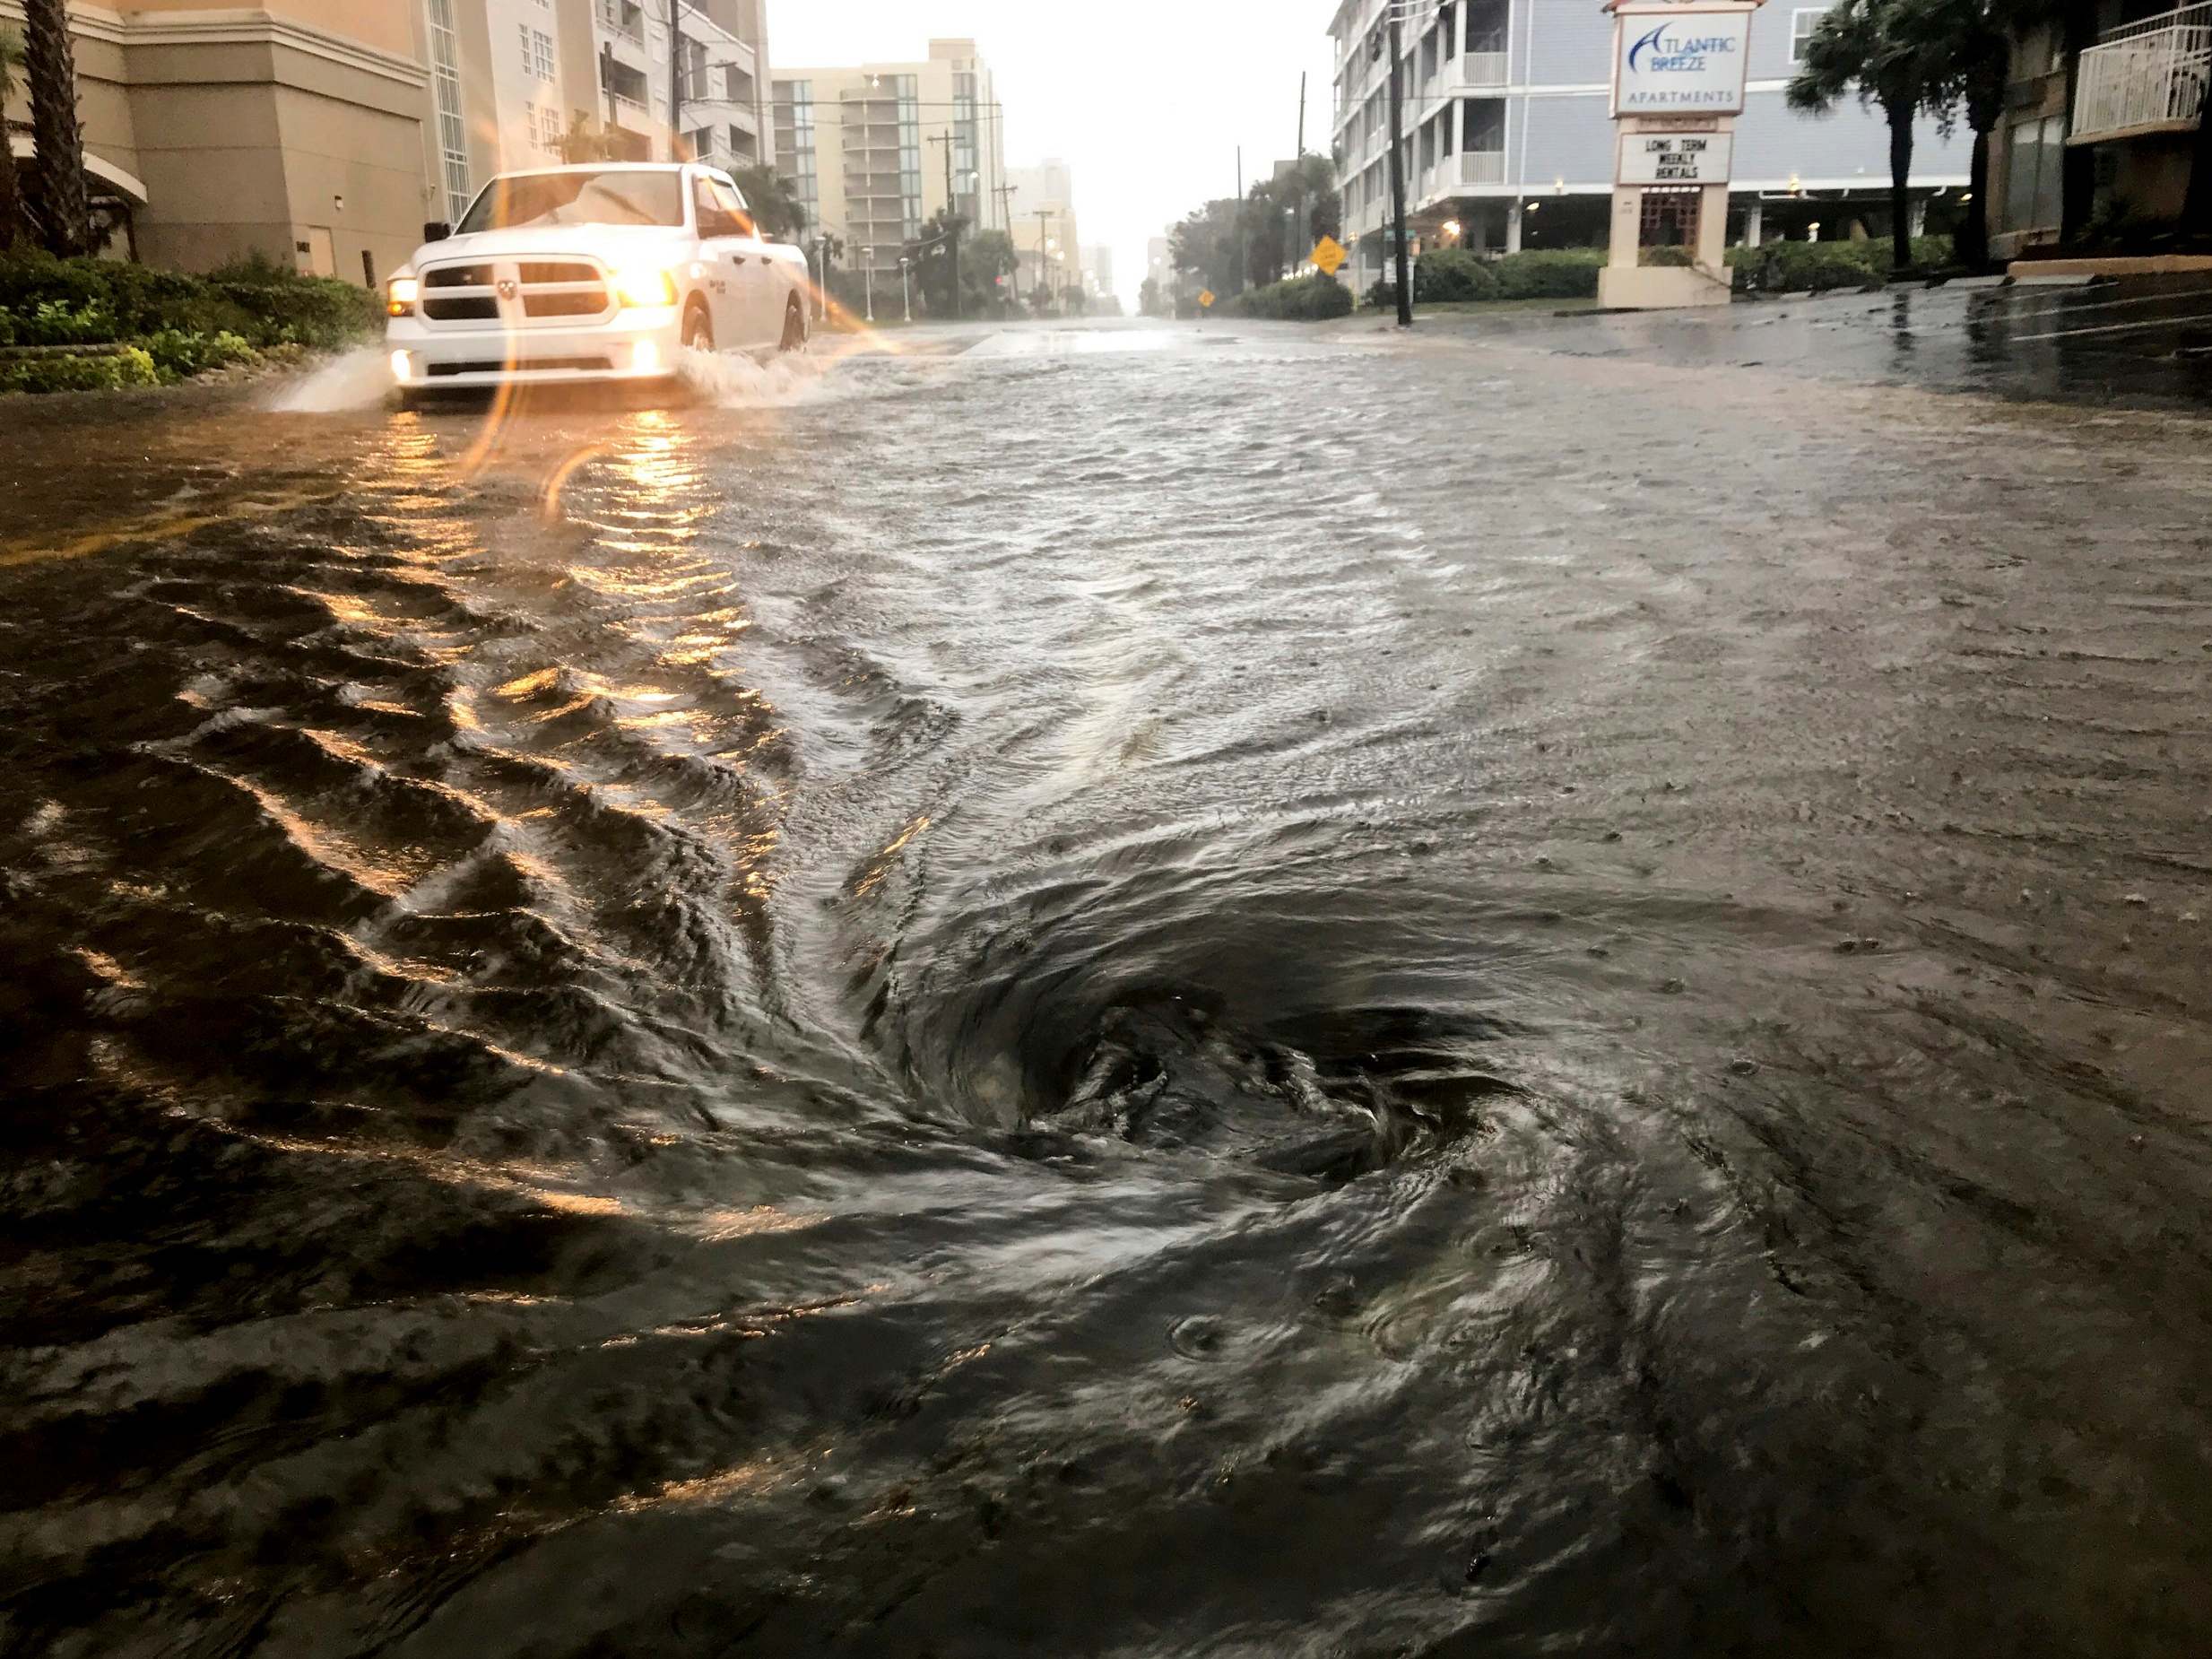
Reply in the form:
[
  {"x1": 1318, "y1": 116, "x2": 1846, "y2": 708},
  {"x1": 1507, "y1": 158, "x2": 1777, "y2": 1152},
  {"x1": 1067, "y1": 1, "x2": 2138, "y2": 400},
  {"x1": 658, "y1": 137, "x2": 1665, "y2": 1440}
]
[
  {"x1": 899, "y1": 256, "x2": 912, "y2": 322},
  {"x1": 863, "y1": 248, "x2": 874, "y2": 322}
]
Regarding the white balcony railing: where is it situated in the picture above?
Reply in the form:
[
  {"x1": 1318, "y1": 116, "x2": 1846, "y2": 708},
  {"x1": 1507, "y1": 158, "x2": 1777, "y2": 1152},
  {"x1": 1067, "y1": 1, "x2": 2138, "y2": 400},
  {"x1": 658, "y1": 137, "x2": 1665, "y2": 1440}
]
[
  {"x1": 1445, "y1": 150, "x2": 1505, "y2": 187},
  {"x1": 2072, "y1": 3, "x2": 2212, "y2": 143}
]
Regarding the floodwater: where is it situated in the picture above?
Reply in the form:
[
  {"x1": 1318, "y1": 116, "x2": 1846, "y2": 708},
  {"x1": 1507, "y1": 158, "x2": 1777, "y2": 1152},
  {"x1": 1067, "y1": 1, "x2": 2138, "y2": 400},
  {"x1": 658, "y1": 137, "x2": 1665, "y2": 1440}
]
[{"x1": 3, "y1": 307, "x2": 2210, "y2": 1657}]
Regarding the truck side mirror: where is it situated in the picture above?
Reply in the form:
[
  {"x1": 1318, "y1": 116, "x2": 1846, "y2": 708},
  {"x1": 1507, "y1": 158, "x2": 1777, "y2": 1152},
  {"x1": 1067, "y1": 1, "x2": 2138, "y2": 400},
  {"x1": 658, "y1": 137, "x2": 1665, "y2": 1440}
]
[{"x1": 422, "y1": 221, "x2": 452, "y2": 244}]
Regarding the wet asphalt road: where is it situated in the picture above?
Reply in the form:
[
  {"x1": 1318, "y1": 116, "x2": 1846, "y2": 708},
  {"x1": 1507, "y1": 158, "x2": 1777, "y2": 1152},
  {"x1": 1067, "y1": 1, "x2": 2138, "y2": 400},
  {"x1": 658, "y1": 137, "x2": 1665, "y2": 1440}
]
[{"x1": 2, "y1": 301, "x2": 2210, "y2": 1657}]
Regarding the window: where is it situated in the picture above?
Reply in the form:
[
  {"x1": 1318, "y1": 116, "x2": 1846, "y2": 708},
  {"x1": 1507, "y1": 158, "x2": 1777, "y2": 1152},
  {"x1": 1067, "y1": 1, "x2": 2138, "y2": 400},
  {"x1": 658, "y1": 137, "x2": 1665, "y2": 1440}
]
[
  {"x1": 425, "y1": 0, "x2": 471, "y2": 220},
  {"x1": 523, "y1": 24, "x2": 555, "y2": 80},
  {"x1": 1790, "y1": 9, "x2": 1827, "y2": 65},
  {"x1": 460, "y1": 169, "x2": 685, "y2": 232},
  {"x1": 1463, "y1": 97, "x2": 1505, "y2": 152},
  {"x1": 2002, "y1": 114, "x2": 2066, "y2": 234}
]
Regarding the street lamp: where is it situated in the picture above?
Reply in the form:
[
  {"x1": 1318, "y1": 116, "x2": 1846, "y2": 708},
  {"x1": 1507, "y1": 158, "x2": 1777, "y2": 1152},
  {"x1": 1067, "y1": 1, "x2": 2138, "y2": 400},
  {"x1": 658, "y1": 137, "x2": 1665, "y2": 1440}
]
[
  {"x1": 863, "y1": 246, "x2": 875, "y2": 322},
  {"x1": 898, "y1": 255, "x2": 912, "y2": 322}
]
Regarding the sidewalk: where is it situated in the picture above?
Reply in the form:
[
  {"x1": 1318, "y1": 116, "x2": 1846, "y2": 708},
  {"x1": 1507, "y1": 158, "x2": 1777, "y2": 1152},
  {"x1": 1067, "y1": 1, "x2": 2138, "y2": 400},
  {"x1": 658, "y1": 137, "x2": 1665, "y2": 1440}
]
[{"x1": 1337, "y1": 274, "x2": 2212, "y2": 410}]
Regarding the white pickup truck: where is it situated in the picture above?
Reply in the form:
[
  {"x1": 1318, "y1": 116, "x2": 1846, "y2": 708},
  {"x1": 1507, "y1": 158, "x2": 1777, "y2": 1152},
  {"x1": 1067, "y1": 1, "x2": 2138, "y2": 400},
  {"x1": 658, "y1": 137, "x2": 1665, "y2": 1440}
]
[{"x1": 384, "y1": 162, "x2": 811, "y2": 404}]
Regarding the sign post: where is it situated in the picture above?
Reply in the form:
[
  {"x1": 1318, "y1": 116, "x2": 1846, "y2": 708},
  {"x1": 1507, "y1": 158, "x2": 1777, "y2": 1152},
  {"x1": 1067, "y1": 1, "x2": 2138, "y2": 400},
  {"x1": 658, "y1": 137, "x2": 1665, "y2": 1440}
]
[{"x1": 1600, "y1": 0, "x2": 1762, "y2": 310}]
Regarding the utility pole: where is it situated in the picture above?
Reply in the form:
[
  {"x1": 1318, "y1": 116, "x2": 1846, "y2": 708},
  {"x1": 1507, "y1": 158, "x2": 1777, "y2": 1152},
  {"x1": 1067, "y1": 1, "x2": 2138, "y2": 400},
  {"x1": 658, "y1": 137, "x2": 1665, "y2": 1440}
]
[
  {"x1": 1235, "y1": 145, "x2": 1245, "y2": 296},
  {"x1": 993, "y1": 181, "x2": 1019, "y2": 235},
  {"x1": 863, "y1": 248, "x2": 874, "y2": 323},
  {"x1": 899, "y1": 256, "x2": 912, "y2": 322},
  {"x1": 601, "y1": 42, "x2": 617, "y2": 135},
  {"x1": 927, "y1": 131, "x2": 961, "y2": 320},
  {"x1": 1294, "y1": 71, "x2": 1307, "y2": 274},
  {"x1": 668, "y1": 0, "x2": 683, "y2": 160},
  {"x1": 1032, "y1": 208, "x2": 1053, "y2": 314},
  {"x1": 1385, "y1": 5, "x2": 1413, "y2": 327}
]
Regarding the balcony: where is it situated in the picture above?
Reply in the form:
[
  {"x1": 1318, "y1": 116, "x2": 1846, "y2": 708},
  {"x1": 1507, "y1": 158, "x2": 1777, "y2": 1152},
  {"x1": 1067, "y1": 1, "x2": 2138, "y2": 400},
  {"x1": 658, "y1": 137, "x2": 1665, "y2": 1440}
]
[
  {"x1": 2071, "y1": 3, "x2": 2212, "y2": 143},
  {"x1": 1418, "y1": 149, "x2": 1505, "y2": 205},
  {"x1": 596, "y1": 0, "x2": 645, "y2": 46}
]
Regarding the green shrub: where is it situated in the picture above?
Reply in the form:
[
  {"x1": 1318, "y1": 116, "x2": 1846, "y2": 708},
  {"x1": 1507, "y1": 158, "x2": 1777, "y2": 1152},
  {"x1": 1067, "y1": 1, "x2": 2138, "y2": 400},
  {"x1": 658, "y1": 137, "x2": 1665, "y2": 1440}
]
[
  {"x1": 1730, "y1": 233, "x2": 1956, "y2": 293},
  {"x1": 1226, "y1": 273, "x2": 1356, "y2": 320},
  {"x1": 0, "y1": 346, "x2": 160, "y2": 395},
  {"x1": 0, "y1": 248, "x2": 379, "y2": 361},
  {"x1": 143, "y1": 327, "x2": 260, "y2": 379},
  {"x1": 1492, "y1": 248, "x2": 1607, "y2": 300},
  {"x1": 1414, "y1": 246, "x2": 1499, "y2": 302},
  {"x1": 12, "y1": 298, "x2": 120, "y2": 345},
  {"x1": 208, "y1": 270, "x2": 380, "y2": 350},
  {"x1": 1642, "y1": 245, "x2": 1695, "y2": 267}
]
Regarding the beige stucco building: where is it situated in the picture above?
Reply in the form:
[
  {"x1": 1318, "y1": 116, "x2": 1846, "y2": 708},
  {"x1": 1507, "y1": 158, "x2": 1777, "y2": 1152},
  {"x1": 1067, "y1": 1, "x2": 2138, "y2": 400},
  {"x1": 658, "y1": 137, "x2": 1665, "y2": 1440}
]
[
  {"x1": 1, "y1": 0, "x2": 776, "y2": 284},
  {"x1": 770, "y1": 39, "x2": 1005, "y2": 276},
  {"x1": 2, "y1": 0, "x2": 431, "y2": 282}
]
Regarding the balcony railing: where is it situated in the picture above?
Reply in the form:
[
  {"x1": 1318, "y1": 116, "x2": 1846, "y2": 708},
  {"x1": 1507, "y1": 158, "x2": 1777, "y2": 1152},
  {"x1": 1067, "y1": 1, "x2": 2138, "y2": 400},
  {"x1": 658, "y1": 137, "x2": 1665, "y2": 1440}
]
[
  {"x1": 2072, "y1": 2, "x2": 2212, "y2": 143},
  {"x1": 1427, "y1": 150, "x2": 1505, "y2": 195}
]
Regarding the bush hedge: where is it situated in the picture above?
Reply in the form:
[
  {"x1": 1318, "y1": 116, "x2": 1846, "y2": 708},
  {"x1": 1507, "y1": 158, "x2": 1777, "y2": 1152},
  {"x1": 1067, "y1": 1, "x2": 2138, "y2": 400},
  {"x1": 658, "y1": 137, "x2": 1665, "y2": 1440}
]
[
  {"x1": 1225, "y1": 273, "x2": 1356, "y2": 320},
  {"x1": 1730, "y1": 234, "x2": 1955, "y2": 293},
  {"x1": 0, "y1": 346, "x2": 160, "y2": 395},
  {"x1": 0, "y1": 249, "x2": 380, "y2": 391},
  {"x1": 1413, "y1": 247, "x2": 1497, "y2": 303},
  {"x1": 1367, "y1": 246, "x2": 1609, "y2": 309}
]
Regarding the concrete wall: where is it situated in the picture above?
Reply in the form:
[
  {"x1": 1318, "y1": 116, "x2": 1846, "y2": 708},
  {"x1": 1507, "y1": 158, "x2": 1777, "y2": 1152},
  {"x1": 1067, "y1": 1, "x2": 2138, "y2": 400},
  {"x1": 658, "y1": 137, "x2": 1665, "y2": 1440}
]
[{"x1": 121, "y1": 29, "x2": 429, "y2": 280}]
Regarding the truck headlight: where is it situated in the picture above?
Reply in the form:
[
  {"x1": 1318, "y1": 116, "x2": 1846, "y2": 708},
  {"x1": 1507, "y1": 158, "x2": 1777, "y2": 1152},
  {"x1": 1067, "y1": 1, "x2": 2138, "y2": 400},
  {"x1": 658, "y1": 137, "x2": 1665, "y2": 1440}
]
[
  {"x1": 386, "y1": 275, "x2": 419, "y2": 317},
  {"x1": 611, "y1": 264, "x2": 678, "y2": 308}
]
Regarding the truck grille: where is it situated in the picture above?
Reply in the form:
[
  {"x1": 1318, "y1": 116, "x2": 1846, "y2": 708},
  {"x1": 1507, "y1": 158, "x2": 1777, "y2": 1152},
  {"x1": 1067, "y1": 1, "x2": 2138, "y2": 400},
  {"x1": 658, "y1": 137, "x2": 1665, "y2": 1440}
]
[
  {"x1": 421, "y1": 264, "x2": 499, "y2": 322},
  {"x1": 416, "y1": 258, "x2": 613, "y2": 327}
]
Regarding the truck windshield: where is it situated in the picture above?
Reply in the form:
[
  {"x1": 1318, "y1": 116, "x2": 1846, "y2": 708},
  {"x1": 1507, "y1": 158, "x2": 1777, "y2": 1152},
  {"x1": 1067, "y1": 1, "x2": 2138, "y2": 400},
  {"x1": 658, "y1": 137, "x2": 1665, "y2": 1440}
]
[{"x1": 457, "y1": 171, "x2": 685, "y2": 232}]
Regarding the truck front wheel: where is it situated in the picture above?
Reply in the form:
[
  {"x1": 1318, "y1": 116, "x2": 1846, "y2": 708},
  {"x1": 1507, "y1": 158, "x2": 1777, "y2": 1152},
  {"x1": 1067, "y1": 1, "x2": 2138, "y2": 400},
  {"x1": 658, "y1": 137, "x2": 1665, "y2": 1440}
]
[{"x1": 681, "y1": 300, "x2": 715, "y2": 353}]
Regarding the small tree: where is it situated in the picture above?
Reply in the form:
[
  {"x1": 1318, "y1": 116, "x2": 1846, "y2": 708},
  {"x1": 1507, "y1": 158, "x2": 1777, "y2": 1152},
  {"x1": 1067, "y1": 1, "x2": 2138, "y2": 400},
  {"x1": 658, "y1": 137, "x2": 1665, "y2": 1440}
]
[
  {"x1": 22, "y1": 0, "x2": 88, "y2": 256},
  {"x1": 1789, "y1": 0, "x2": 1954, "y2": 271},
  {"x1": 729, "y1": 164, "x2": 807, "y2": 241},
  {"x1": 1170, "y1": 197, "x2": 1244, "y2": 298},
  {"x1": 905, "y1": 206, "x2": 968, "y2": 316},
  {"x1": 963, "y1": 228, "x2": 1019, "y2": 315},
  {"x1": 1138, "y1": 275, "x2": 1162, "y2": 317}
]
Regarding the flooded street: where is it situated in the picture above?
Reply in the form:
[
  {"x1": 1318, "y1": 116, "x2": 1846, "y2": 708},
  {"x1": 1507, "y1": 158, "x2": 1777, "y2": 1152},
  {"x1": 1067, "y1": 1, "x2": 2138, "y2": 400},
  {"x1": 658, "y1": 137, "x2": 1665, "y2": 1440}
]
[{"x1": 4, "y1": 306, "x2": 2211, "y2": 1656}]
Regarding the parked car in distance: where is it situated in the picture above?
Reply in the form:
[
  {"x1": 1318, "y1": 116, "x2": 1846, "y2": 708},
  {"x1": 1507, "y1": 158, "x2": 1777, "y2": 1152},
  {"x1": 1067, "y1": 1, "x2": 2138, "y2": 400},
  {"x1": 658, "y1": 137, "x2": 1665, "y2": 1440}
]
[{"x1": 384, "y1": 163, "x2": 811, "y2": 405}]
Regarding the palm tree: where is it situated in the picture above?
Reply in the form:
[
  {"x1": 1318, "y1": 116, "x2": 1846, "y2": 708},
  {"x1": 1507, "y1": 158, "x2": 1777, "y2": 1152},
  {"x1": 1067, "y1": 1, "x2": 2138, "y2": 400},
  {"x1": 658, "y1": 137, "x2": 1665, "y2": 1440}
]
[
  {"x1": 22, "y1": 0, "x2": 88, "y2": 256},
  {"x1": 729, "y1": 164, "x2": 808, "y2": 241},
  {"x1": 0, "y1": 28, "x2": 26, "y2": 249},
  {"x1": 1789, "y1": 0, "x2": 1954, "y2": 272},
  {"x1": 1923, "y1": 0, "x2": 2014, "y2": 269}
]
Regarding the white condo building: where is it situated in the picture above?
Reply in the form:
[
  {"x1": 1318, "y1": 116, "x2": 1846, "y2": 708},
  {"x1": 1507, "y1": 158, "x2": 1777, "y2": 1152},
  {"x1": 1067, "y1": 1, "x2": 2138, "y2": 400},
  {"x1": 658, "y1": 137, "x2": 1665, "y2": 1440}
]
[{"x1": 1328, "y1": 0, "x2": 1969, "y2": 291}]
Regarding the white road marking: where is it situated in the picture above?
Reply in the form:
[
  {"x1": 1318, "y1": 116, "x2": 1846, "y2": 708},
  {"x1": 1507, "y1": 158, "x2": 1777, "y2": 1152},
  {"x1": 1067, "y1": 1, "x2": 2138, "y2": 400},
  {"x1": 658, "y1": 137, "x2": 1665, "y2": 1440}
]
[{"x1": 2007, "y1": 309, "x2": 2212, "y2": 344}]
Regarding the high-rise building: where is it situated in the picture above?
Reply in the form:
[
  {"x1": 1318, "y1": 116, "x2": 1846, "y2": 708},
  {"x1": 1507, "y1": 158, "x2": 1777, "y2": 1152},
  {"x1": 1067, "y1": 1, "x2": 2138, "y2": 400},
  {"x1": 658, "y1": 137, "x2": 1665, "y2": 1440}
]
[
  {"x1": 771, "y1": 39, "x2": 1006, "y2": 276},
  {"x1": 1326, "y1": 0, "x2": 1969, "y2": 294},
  {"x1": 551, "y1": 0, "x2": 771, "y2": 178},
  {"x1": 1006, "y1": 158, "x2": 1079, "y2": 299},
  {"x1": 1080, "y1": 243, "x2": 1113, "y2": 300}
]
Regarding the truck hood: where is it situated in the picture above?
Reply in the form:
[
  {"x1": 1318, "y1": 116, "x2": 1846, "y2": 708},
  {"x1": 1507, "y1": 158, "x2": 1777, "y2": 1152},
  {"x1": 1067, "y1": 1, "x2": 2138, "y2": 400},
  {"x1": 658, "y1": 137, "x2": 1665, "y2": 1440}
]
[{"x1": 408, "y1": 224, "x2": 692, "y2": 269}]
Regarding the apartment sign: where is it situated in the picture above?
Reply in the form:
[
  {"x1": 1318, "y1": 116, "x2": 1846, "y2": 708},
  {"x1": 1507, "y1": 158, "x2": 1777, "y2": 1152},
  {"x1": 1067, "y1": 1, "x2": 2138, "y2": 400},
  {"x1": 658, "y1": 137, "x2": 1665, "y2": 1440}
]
[
  {"x1": 1618, "y1": 131, "x2": 1734, "y2": 186},
  {"x1": 1611, "y1": 8, "x2": 1754, "y2": 116}
]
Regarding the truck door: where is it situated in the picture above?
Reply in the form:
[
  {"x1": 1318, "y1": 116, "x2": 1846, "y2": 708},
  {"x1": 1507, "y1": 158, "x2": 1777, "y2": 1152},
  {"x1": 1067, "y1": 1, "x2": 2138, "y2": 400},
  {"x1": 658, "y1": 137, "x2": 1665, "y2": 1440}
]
[
  {"x1": 707, "y1": 176, "x2": 778, "y2": 347},
  {"x1": 689, "y1": 173, "x2": 750, "y2": 350}
]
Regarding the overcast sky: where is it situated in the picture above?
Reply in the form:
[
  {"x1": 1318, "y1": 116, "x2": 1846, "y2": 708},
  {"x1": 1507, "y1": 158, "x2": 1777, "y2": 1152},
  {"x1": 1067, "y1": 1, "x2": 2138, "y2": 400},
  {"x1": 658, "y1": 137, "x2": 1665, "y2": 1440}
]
[{"x1": 770, "y1": 2, "x2": 1337, "y2": 307}]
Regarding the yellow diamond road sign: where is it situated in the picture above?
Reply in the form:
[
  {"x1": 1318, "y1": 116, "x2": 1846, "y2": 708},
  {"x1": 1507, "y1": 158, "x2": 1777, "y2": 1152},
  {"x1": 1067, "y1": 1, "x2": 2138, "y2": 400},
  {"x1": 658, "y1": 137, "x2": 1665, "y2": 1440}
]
[
  {"x1": 1310, "y1": 235, "x2": 1348, "y2": 276},
  {"x1": 1198, "y1": 289, "x2": 1216, "y2": 309}
]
